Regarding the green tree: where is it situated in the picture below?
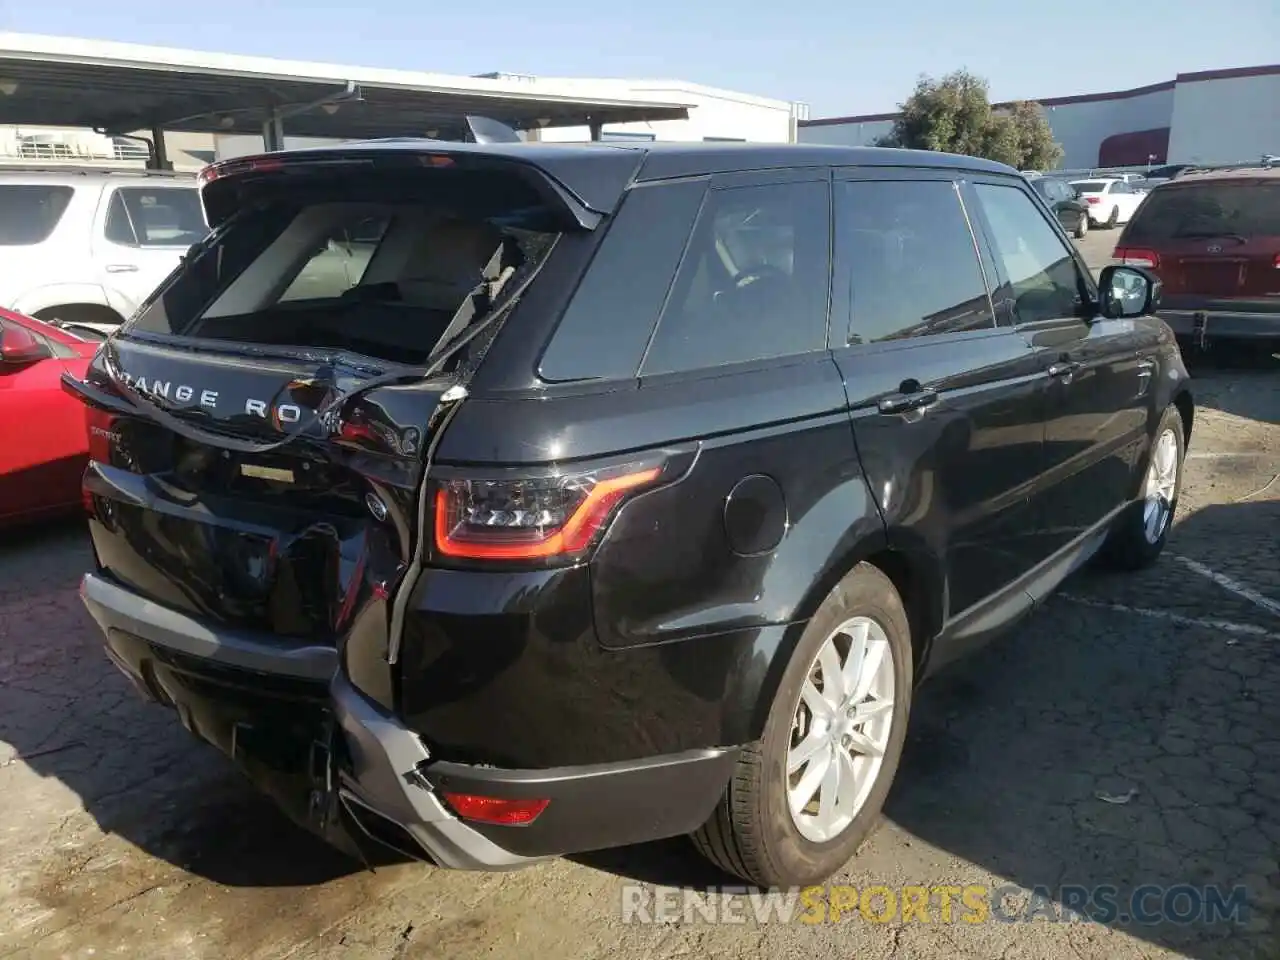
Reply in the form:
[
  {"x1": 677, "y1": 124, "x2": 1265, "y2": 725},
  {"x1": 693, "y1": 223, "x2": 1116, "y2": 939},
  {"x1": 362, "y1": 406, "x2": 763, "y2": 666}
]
[{"x1": 876, "y1": 70, "x2": 1063, "y2": 171}]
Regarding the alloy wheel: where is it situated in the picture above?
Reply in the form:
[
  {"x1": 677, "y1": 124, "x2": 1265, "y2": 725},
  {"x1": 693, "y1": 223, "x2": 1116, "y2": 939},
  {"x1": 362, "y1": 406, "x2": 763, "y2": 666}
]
[{"x1": 786, "y1": 616, "x2": 895, "y2": 843}]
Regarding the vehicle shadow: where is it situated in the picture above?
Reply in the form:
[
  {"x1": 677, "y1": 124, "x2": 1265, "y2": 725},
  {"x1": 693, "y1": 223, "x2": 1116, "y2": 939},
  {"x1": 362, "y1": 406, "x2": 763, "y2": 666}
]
[
  {"x1": 582, "y1": 497, "x2": 1280, "y2": 959},
  {"x1": 0, "y1": 519, "x2": 367, "y2": 890}
]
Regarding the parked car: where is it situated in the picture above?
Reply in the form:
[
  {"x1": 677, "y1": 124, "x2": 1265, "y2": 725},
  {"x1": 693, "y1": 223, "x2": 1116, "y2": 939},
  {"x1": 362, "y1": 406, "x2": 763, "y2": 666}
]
[
  {"x1": 67, "y1": 140, "x2": 1193, "y2": 888},
  {"x1": 1114, "y1": 166, "x2": 1280, "y2": 352},
  {"x1": 0, "y1": 166, "x2": 208, "y2": 335},
  {"x1": 1029, "y1": 175, "x2": 1091, "y2": 238},
  {"x1": 1071, "y1": 177, "x2": 1147, "y2": 228},
  {"x1": 0, "y1": 309, "x2": 99, "y2": 527}
]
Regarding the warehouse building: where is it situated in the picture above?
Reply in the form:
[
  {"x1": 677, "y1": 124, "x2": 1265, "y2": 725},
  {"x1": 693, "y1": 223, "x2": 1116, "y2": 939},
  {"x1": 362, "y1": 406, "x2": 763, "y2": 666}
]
[{"x1": 799, "y1": 64, "x2": 1280, "y2": 170}]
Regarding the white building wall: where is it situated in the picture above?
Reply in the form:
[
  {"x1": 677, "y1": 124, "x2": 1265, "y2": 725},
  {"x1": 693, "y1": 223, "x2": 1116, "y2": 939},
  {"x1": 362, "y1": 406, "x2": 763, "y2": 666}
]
[
  {"x1": 797, "y1": 118, "x2": 894, "y2": 147},
  {"x1": 1039, "y1": 88, "x2": 1172, "y2": 168},
  {"x1": 534, "y1": 81, "x2": 798, "y2": 143},
  {"x1": 1167, "y1": 73, "x2": 1280, "y2": 165}
]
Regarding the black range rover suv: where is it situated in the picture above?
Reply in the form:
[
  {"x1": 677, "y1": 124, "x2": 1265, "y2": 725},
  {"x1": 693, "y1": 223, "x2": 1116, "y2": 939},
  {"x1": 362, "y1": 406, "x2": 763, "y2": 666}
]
[{"x1": 67, "y1": 140, "x2": 1194, "y2": 888}]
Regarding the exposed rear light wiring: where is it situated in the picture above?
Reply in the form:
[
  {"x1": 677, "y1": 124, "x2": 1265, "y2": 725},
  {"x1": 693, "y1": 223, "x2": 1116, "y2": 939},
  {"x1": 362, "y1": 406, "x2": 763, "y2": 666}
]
[{"x1": 433, "y1": 464, "x2": 665, "y2": 561}]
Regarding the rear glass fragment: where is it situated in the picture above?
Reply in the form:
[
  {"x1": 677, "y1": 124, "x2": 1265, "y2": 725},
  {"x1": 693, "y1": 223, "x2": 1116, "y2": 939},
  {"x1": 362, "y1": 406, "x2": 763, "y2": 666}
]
[{"x1": 128, "y1": 166, "x2": 570, "y2": 368}]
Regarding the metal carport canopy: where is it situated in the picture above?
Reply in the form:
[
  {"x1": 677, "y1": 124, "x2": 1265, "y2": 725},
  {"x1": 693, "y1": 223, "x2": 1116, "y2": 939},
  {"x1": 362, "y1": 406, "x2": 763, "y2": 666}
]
[{"x1": 0, "y1": 33, "x2": 693, "y2": 140}]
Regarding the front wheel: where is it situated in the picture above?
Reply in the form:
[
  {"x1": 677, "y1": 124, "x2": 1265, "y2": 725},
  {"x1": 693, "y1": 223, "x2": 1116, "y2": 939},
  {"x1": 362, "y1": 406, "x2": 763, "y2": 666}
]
[
  {"x1": 1098, "y1": 405, "x2": 1185, "y2": 570},
  {"x1": 691, "y1": 563, "x2": 913, "y2": 887}
]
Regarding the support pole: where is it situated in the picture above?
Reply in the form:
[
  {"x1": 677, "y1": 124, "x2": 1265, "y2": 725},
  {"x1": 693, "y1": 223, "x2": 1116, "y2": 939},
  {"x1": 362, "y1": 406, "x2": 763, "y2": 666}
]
[
  {"x1": 148, "y1": 125, "x2": 173, "y2": 171},
  {"x1": 262, "y1": 107, "x2": 286, "y2": 152},
  {"x1": 588, "y1": 121, "x2": 603, "y2": 142}
]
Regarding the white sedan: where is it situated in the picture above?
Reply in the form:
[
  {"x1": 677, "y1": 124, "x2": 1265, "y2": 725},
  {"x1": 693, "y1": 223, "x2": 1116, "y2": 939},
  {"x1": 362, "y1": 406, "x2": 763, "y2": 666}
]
[{"x1": 1069, "y1": 178, "x2": 1148, "y2": 228}]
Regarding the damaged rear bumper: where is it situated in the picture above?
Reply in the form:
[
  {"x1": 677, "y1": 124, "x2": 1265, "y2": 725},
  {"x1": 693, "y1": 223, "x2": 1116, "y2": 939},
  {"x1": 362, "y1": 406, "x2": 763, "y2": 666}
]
[{"x1": 80, "y1": 572, "x2": 737, "y2": 869}]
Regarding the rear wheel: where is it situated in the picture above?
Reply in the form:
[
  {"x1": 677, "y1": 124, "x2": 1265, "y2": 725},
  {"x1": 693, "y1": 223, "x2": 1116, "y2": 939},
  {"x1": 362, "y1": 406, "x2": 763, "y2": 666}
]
[
  {"x1": 691, "y1": 562, "x2": 912, "y2": 887},
  {"x1": 1098, "y1": 405, "x2": 1185, "y2": 570}
]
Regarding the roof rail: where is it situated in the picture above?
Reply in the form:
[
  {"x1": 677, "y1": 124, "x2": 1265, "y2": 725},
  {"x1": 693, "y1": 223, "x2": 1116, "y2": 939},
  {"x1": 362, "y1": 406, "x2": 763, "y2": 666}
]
[{"x1": 0, "y1": 161, "x2": 195, "y2": 178}]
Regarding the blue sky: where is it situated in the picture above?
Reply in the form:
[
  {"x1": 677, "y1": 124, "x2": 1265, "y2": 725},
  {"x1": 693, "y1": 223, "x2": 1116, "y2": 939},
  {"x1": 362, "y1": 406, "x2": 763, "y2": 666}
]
[{"x1": 2, "y1": 0, "x2": 1277, "y2": 117}]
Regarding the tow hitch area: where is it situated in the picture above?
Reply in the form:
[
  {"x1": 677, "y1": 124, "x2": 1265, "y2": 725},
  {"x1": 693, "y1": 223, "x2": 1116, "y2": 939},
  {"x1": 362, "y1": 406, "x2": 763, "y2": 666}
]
[{"x1": 1193, "y1": 310, "x2": 1210, "y2": 350}]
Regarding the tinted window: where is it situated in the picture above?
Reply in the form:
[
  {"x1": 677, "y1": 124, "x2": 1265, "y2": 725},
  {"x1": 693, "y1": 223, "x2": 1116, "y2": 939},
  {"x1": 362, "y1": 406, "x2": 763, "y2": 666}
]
[
  {"x1": 1072, "y1": 180, "x2": 1109, "y2": 194},
  {"x1": 641, "y1": 180, "x2": 829, "y2": 375},
  {"x1": 973, "y1": 183, "x2": 1083, "y2": 325},
  {"x1": 1124, "y1": 181, "x2": 1280, "y2": 241},
  {"x1": 0, "y1": 185, "x2": 74, "y2": 245},
  {"x1": 1030, "y1": 179, "x2": 1051, "y2": 197},
  {"x1": 111, "y1": 187, "x2": 208, "y2": 247},
  {"x1": 836, "y1": 179, "x2": 993, "y2": 343},
  {"x1": 541, "y1": 180, "x2": 705, "y2": 382}
]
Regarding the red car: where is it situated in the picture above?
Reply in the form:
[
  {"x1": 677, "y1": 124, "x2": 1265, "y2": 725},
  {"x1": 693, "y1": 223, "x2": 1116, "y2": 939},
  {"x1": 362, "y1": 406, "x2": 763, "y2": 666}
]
[{"x1": 0, "y1": 309, "x2": 100, "y2": 527}]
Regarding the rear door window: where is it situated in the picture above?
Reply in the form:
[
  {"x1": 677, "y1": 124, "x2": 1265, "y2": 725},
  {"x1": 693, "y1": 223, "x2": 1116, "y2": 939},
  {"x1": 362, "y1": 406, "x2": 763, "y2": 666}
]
[
  {"x1": 105, "y1": 186, "x2": 208, "y2": 247},
  {"x1": 0, "y1": 184, "x2": 74, "y2": 245},
  {"x1": 639, "y1": 178, "x2": 830, "y2": 376},
  {"x1": 834, "y1": 178, "x2": 994, "y2": 343},
  {"x1": 1124, "y1": 181, "x2": 1280, "y2": 241}
]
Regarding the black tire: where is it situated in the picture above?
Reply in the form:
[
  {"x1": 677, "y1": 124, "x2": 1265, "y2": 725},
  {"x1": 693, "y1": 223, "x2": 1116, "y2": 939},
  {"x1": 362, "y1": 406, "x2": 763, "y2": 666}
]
[
  {"x1": 1105, "y1": 205, "x2": 1119, "y2": 229},
  {"x1": 691, "y1": 562, "x2": 913, "y2": 887},
  {"x1": 1074, "y1": 213, "x2": 1088, "y2": 240},
  {"x1": 1097, "y1": 405, "x2": 1186, "y2": 570}
]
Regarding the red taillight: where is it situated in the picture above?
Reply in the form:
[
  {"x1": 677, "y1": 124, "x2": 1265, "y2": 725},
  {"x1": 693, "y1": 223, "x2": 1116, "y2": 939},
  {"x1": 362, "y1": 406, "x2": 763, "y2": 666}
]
[
  {"x1": 433, "y1": 463, "x2": 663, "y2": 561},
  {"x1": 198, "y1": 156, "x2": 286, "y2": 187},
  {"x1": 442, "y1": 793, "x2": 549, "y2": 826},
  {"x1": 1085, "y1": 196, "x2": 1100, "y2": 204},
  {"x1": 1273, "y1": 253, "x2": 1280, "y2": 269},
  {"x1": 1115, "y1": 247, "x2": 1160, "y2": 269}
]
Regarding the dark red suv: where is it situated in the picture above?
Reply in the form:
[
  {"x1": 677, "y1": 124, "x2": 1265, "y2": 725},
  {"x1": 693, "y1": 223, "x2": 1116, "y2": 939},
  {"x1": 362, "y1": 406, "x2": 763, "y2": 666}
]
[{"x1": 1114, "y1": 166, "x2": 1280, "y2": 353}]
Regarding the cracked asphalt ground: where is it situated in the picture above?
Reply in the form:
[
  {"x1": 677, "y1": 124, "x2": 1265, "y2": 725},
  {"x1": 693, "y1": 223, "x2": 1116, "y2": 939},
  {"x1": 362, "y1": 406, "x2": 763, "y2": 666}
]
[{"x1": 2, "y1": 230, "x2": 1278, "y2": 959}]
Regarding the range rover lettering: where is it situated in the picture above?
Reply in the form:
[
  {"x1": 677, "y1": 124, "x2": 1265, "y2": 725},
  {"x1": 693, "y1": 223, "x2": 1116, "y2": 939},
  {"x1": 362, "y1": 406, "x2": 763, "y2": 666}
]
[{"x1": 66, "y1": 140, "x2": 1194, "y2": 887}]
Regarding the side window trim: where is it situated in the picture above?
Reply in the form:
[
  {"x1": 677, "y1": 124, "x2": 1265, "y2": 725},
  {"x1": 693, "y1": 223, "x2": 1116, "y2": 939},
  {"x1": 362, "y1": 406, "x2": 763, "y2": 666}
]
[
  {"x1": 636, "y1": 169, "x2": 834, "y2": 380},
  {"x1": 831, "y1": 171, "x2": 999, "y2": 349}
]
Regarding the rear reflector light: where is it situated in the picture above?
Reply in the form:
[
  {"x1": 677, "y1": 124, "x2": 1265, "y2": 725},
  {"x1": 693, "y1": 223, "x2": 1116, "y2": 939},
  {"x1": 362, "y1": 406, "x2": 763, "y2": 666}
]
[
  {"x1": 1115, "y1": 247, "x2": 1160, "y2": 269},
  {"x1": 433, "y1": 463, "x2": 663, "y2": 561},
  {"x1": 442, "y1": 793, "x2": 549, "y2": 826}
]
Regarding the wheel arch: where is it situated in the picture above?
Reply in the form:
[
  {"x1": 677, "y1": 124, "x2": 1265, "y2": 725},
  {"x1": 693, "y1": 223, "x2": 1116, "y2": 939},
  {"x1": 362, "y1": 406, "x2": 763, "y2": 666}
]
[{"x1": 735, "y1": 525, "x2": 946, "y2": 743}]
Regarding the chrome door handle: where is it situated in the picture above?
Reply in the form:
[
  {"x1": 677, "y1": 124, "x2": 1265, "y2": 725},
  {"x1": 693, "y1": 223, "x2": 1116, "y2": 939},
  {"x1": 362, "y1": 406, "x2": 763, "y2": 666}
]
[
  {"x1": 104, "y1": 264, "x2": 139, "y2": 273},
  {"x1": 1048, "y1": 361, "x2": 1081, "y2": 379},
  {"x1": 878, "y1": 389, "x2": 938, "y2": 415}
]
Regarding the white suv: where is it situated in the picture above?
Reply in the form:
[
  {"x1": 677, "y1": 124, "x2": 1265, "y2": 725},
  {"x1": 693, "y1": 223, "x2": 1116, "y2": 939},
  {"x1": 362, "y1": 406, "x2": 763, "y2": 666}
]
[{"x1": 0, "y1": 166, "x2": 208, "y2": 334}]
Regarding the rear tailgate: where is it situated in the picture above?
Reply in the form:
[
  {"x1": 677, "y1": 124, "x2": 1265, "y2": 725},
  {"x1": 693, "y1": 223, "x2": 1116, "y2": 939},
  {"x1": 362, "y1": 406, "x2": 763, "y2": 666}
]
[
  {"x1": 64, "y1": 146, "x2": 603, "y2": 690},
  {"x1": 76, "y1": 336, "x2": 456, "y2": 643}
]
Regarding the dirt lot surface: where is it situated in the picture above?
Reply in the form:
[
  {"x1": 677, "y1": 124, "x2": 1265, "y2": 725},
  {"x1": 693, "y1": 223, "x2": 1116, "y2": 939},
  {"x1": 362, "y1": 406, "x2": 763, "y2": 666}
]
[{"x1": 2, "y1": 231, "x2": 1277, "y2": 959}]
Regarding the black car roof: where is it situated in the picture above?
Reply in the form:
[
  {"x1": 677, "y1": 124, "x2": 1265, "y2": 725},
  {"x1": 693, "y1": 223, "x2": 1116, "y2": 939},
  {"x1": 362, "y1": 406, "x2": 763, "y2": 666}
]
[{"x1": 237, "y1": 138, "x2": 1019, "y2": 216}]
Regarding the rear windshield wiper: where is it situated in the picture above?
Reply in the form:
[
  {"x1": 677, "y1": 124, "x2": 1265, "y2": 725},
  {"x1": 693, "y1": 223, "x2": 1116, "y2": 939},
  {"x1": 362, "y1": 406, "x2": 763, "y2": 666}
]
[{"x1": 68, "y1": 239, "x2": 540, "y2": 455}]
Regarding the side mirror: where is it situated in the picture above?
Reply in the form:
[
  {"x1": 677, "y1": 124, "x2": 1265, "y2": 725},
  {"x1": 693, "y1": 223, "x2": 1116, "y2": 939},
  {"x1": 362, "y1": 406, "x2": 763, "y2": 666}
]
[
  {"x1": 1098, "y1": 264, "x2": 1161, "y2": 319},
  {"x1": 0, "y1": 326, "x2": 52, "y2": 369}
]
